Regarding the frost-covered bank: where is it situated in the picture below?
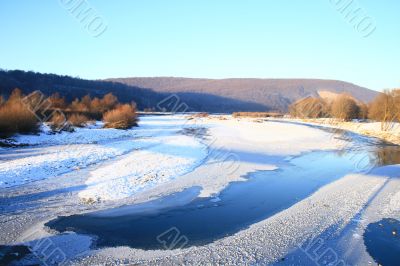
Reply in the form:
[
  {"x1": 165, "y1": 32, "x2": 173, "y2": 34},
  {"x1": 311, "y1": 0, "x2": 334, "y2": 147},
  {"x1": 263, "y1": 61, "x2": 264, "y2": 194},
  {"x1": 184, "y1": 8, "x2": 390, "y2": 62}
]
[{"x1": 276, "y1": 118, "x2": 400, "y2": 145}]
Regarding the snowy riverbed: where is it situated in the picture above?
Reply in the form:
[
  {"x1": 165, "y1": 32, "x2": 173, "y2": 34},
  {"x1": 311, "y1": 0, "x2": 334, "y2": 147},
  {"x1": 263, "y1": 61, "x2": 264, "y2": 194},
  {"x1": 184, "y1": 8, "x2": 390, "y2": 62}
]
[{"x1": 0, "y1": 115, "x2": 399, "y2": 265}]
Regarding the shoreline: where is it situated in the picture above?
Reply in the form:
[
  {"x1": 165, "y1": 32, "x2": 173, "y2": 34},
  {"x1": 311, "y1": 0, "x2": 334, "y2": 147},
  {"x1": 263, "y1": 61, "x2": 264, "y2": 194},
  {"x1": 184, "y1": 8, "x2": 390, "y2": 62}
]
[{"x1": 267, "y1": 118, "x2": 400, "y2": 146}]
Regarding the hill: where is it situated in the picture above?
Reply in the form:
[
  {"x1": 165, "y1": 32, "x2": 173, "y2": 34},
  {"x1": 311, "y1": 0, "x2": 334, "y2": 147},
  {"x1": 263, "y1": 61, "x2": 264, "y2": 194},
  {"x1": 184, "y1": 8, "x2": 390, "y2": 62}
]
[
  {"x1": 108, "y1": 77, "x2": 378, "y2": 112},
  {"x1": 0, "y1": 70, "x2": 165, "y2": 110},
  {"x1": 0, "y1": 70, "x2": 378, "y2": 112}
]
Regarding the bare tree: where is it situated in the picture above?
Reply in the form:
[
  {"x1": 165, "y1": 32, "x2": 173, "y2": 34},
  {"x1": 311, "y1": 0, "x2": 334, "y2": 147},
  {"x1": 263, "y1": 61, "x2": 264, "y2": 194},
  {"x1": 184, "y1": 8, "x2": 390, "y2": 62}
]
[
  {"x1": 49, "y1": 93, "x2": 67, "y2": 109},
  {"x1": 330, "y1": 94, "x2": 360, "y2": 121},
  {"x1": 369, "y1": 89, "x2": 399, "y2": 130},
  {"x1": 358, "y1": 102, "x2": 369, "y2": 120}
]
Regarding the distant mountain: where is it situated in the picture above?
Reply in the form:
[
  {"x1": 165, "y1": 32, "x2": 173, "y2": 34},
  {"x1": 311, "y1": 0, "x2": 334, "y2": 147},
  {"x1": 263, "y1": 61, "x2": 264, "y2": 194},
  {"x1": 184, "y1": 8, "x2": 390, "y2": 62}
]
[
  {"x1": 108, "y1": 77, "x2": 378, "y2": 112},
  {"x1": 0, "y1": 70, "x2": 378, "y2": 113}
]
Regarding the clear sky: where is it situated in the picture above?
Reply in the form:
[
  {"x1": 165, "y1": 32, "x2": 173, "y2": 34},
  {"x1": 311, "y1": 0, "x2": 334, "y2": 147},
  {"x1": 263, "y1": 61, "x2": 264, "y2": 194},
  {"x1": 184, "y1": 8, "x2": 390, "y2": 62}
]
[{"x1": 0, "y1": 0, "x2": 399, "y2": 91}]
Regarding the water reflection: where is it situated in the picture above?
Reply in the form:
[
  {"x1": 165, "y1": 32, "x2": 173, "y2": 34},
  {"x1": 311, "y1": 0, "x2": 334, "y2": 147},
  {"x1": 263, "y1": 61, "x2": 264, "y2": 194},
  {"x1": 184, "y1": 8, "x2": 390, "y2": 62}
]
[
  {"x1": 364, "y1": 218, "x2": 400, "y2": 266},
  {"x1": 329, "y1": 128, "x2": 400, "y2": 170},
  {"x1": 46, "y1": 150, "x2": 378, "y2": 250},
  {"x1": 372, "y1": 146, "x2": 400, "y2": 166},
  {"x1": 46, "y1": 123, "x2": 400, "y2": 250}
]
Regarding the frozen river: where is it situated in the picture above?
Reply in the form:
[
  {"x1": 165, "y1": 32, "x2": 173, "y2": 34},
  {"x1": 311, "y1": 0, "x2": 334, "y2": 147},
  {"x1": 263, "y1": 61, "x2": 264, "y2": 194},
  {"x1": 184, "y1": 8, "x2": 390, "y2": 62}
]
[{"x1": 1, "y1": 115, "x2": 399, "y2": 265}]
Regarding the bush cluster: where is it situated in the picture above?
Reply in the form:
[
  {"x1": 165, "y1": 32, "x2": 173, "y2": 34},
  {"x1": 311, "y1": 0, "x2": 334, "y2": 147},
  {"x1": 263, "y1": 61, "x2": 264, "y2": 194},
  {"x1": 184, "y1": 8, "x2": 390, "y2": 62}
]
[
  {"x1": 0, "y1": 89, "x2": 39, "y2": 137},
  {"x1": 289, "y1": 90, "x2": 400, "y2": 130},
  {"x1": 0, "y1": 89, "x2": 138, "y2": 137},
  {"x1": 103, "y1": 104, "x2": 138, "y2": 129}
]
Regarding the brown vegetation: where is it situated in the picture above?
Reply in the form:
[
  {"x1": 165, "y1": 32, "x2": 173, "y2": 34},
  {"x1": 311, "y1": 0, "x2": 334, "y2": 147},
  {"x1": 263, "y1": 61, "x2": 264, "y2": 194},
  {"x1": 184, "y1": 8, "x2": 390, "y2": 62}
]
[
  {"x1": 0, "y1": 89, "x2": 39, "y2": 137},
  {"x1": 48, "y1": 93, "x2": 128, "y2": 131},
  {"x1": 358, "y1": 102, "x2": 369, "y2": 120},
  {"x1": 49, "y1": 93, "x2": 67, "y2": 109},
  {"x1": 68, "y1": 93, "x2": 118, "y2": 119},
  {"x1": 289, "y1": 97, "x2": 329, "y2": 119},
  {"x1": 330, "y1": 94, "x2": 360, "y2": 121},
  {"x1": 289, "y1": 94, "x2": 369, "y2": 121},
  {"x1": 368, "y1": 89, "x2": 400, "y2": 130},
  {"x1": 232, "y1": 112, "x2": 283, "y2": 118},
  {"x1": 289, "y1": 90, "x2": 400, "y2": 130},
  {"x1": 49, "y1": 112, "x2": 70, "y2": 132},
  {"x1": 68, "y1": 114, "x2": 91, "y2": 127},
  {"x1": 103, "y1": 104, "x2": 138, "y2": 129},
  {"x1": 0, "y1": 88, "x2": 138, "y2": 137},
  {"x1": 193, "y1": 112, "x2": 209, "y2": 118}
]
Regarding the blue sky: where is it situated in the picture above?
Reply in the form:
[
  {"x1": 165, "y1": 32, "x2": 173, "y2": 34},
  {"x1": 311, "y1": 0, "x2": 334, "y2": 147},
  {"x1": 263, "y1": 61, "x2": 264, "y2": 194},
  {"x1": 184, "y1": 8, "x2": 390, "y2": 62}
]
[{"x1": 0, "y1": 1, "x2": 399, "y2": 91}]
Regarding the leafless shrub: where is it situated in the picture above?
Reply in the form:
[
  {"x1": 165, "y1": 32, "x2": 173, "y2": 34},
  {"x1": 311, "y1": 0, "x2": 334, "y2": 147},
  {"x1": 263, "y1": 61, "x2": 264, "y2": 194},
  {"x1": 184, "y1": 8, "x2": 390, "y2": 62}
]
[
  {"x1": 103, "y1": 104, "x2": 138, "y2": 129},
  {"x1": 330, "y1": 94, "x2": 360, "y2": 121},
  {"x1": 0, "y1": 89, "x2": 39, "y2": 137},
  {"x1": 101, "y1": 93, "x2": 118, "y2": 110},
  {"x1": 68, "y1": 93, "x2": 119, "y2": 119},
  {"x1": 69, "y1": 98, "x2": 89, "y2": 112},
  {"x1": 68, "y1": 114, "x2": 91, "y2": 127},
  {"x1": 49, "y1": 112, "x2": 71, "y2": 132},
  {"x1": 369, "y1": 89, "x2": 400, "y2": 130},
  {"x1": 49, "y1": 93, "x2": 67, "y2": 109},
  {"x1": 358, "y1": 102, "x2": 369, "y2": 120}
]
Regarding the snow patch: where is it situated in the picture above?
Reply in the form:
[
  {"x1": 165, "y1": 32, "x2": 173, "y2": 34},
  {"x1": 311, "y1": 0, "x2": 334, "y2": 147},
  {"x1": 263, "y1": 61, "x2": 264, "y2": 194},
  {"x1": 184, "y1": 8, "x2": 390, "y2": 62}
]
[{"x1": 79, "y1": 135, "x2": 208, "y2": 201}]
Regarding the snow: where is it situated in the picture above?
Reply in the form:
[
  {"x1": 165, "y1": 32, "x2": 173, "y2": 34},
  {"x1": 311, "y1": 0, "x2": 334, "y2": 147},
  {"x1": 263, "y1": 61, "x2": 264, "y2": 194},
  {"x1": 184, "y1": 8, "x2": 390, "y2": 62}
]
[
  {"x1": 203, "y1": 116, "x2": 348, "y2": 156},
  {"x1": 79, "y1": 135, "x2": 208, "y2": 201},
  {"x1": 11, "y1": 123, "x2": 138, "y2": 146},
  {"x1": 97, "y1": 115, "x2": 348, "y2": 202},
  {"x1": 2, "y1": 114, "x2": 399, "y2": 265},
  {"x1": 286, "y1": 164, "x2": 400, "y2": 266},
  {"x1": 1, "y1": 115, "x2": 346, "y2": 199},
  {"x1": 0, "y1": 141, "x2": 139, "y2": 188},
  {"x1": 0, "y1": 116, "x2": 194, "y2": 189},
  {"x1": 80, "y1": 169, "x2": 393, "y2": 265},
  {"x1": 274, "y1": 118, "x2": 400, "y2": 145}
]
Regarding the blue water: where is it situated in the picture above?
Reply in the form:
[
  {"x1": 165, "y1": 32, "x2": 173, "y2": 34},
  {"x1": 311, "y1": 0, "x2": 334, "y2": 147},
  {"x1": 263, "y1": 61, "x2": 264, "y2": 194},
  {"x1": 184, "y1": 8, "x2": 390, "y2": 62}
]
[
  {"x1": 45, "y1": 124, "x2": 400, "y2": 250},
  {"x1": 364, "y1": 218, "x2": 400, "y2": 266}
]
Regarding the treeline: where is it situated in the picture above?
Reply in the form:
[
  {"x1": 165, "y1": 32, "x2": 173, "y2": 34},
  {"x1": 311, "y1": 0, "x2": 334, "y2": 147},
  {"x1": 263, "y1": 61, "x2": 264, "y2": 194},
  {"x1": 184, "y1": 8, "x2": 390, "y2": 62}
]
[
  {"x1": 0, "y1": 88, "x2": 138, "y2": 138},
  {"x1": 0, "y1": 69, "x2": 164, "y2": 110},
  {"x1": 289, "y1": 89, "x2": 400, "y2": 130}
]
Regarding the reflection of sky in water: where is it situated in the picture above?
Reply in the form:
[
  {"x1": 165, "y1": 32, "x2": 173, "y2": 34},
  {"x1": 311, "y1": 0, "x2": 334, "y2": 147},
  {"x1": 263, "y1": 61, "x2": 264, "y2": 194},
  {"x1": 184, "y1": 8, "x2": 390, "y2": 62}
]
[
  {"x1": 364, "y1": 218, "x2": 400, "y2": 266},
  {"x1": 304, "y1": 122, "x2": 400, "y2": 170},
  {"x1": 46, "y1": 148, "x2": 392, "y2": 250},
  {"x1": 46, "y1": 123, "x2": 400, "y2": 250}
]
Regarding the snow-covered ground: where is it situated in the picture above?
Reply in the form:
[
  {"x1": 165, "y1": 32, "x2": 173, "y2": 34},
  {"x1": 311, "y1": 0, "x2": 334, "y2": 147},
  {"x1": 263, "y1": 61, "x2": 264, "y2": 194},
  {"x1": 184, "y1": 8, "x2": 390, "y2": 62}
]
[
  {"x1": 0, "y1": 115, "x2": 399, "y2": 265},
  {"x1": 0, "y1": 116, "x2": 206, "y2": 191},
  {"x1": 79, "y1": 134, "x2": 207, "y2": 201},
  {"x1": 273, "y1": 118, "x2": 400, "y2": 145}
]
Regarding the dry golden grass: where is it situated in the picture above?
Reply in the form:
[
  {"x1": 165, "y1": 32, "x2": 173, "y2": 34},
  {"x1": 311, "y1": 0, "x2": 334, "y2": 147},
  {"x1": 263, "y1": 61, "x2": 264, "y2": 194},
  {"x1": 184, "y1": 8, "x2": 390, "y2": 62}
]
[
  {"x1": 232, "y1": 112, "x2": 283, "y2": 118},
  {"x1": 103, "y1": 104, "x2": 138, "y2": 129},
  {"x1": 193, "y1": 112, "x2": 209, "y2": 118},
  {"x1": 289, "y1": 97, "x2": 329, "y2": 119},
  {"x1": 0, "y1": 100, "x2": 39, "y2": 137}
]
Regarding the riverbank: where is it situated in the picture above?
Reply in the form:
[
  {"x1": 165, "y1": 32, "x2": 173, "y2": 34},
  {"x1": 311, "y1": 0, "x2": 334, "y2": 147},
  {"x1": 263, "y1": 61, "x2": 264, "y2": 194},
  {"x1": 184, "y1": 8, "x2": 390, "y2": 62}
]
[
  {"x1": 270, "y1": 118, "x2": 400, "y2": 146},
  {"x1": 1, "y1": 115, "x2": 399, "y2": 265}
]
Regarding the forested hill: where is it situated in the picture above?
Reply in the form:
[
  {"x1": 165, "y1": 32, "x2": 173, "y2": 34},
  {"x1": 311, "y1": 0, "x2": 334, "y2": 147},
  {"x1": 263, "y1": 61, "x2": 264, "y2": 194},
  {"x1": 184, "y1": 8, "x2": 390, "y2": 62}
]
[
  {"x1": 0, "y1": 70, "x2": 378, "y2": 112},
  {"x1": 108, "y1": 77, "x2": 379, "y2": 112},
  {"x1": 0, "y1": 70, "x2": 164, "y2": 110}
]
